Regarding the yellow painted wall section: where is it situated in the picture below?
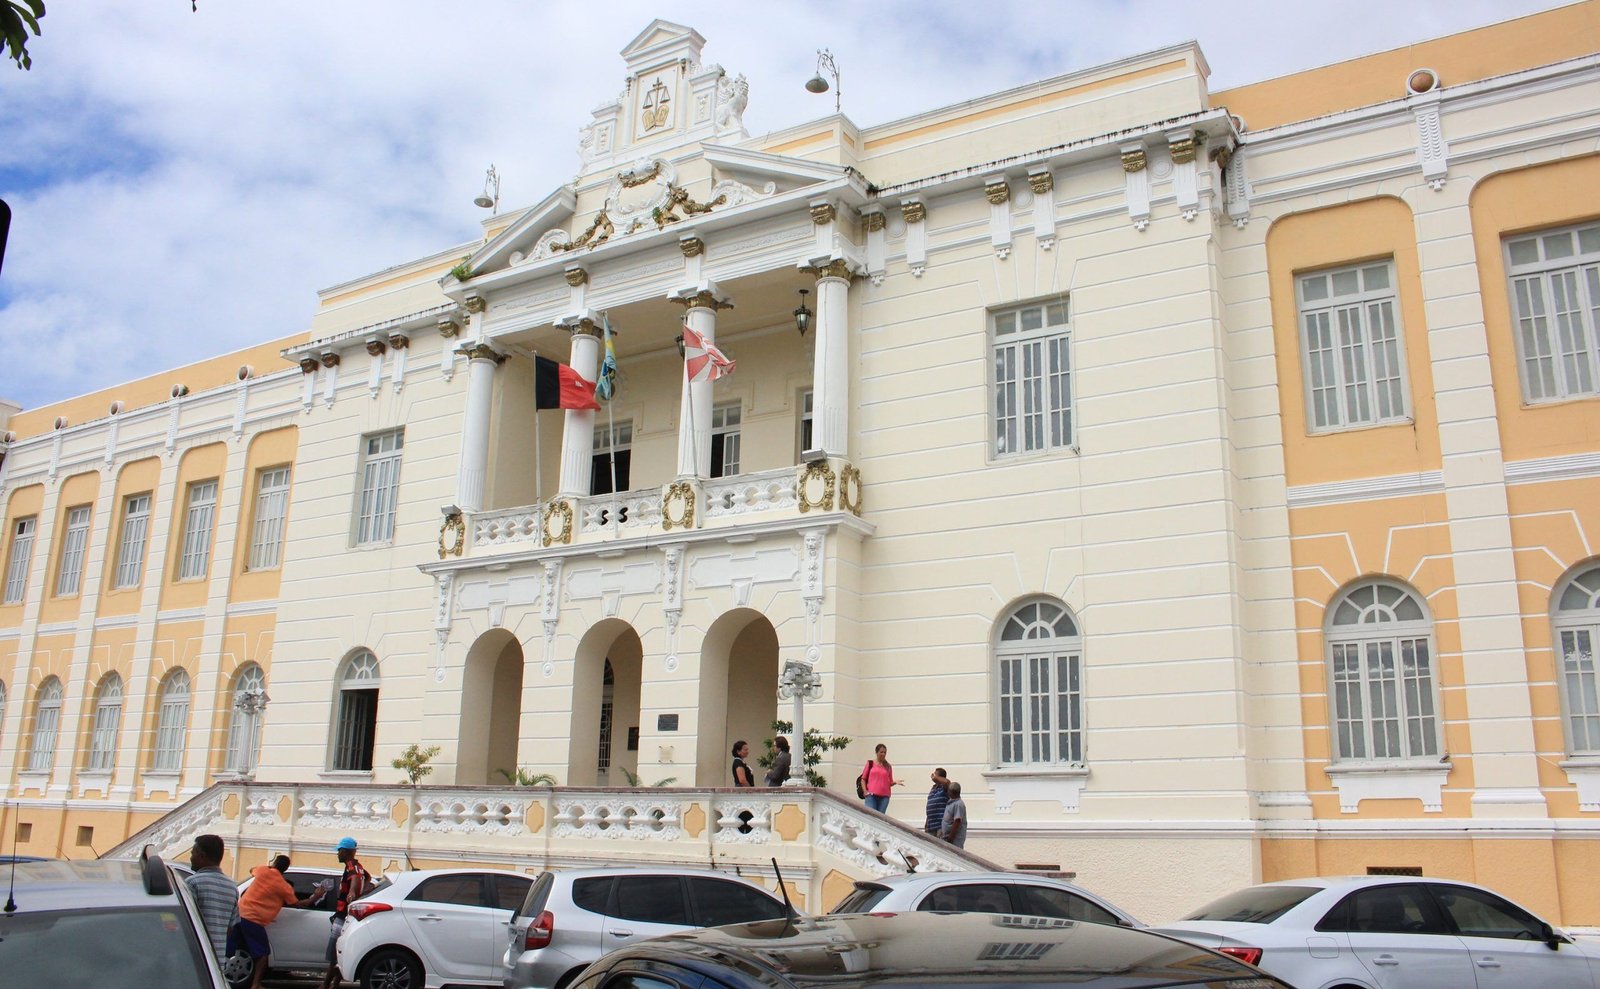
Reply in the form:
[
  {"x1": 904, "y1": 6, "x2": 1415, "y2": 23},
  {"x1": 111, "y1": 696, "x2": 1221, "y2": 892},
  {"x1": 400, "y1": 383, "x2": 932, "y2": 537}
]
[
  {"x1": 99, "y1": 457, "x2": 161, "y2": 617},
  {"x1": 7, "y1": 333, "x2": 307, "y2": 441},
  {"x1": 14, "y1": 632, "x2": 75, "y2": 789},
  {"x1": 232, "y1": 426, "x2": 299, "y2": 602},
  {"x1": 159, "y1": 443, "x2": 228, "y2": 611},
  {"x1": 74, "y1": 629, "x2": 132, "y2": 780},
  {"x1": 1287, "y1": 494, "x2": 1473, "y2": 816},
  {"x1": 39, "y1": 471, "x2": 101, "y2": 626},
  {"x1": 0, "y1": 483, "x2": 45, "y2": 627},
  {"x1": 1470, "y1": 155, "x2": 1600, "y2": 461},
  {"x1": 1214, "y1": 1, "x2": 1600, "y2": 131},
  {"x1": 1267, "y1": 197, "x2": 1441, "y2": 487},
  {"x1": 1506, "y1": 477, "x2": 1600, "y2": 811},
  {"x1": 0, "y1": 804, "x2": 159, "y2": 860}
]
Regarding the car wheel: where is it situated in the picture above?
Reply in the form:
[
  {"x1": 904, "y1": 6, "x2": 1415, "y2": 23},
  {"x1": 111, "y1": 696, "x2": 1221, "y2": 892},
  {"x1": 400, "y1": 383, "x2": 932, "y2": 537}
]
[{"x1": 360, "y1": 948, "x2": 423, "y2": 989}]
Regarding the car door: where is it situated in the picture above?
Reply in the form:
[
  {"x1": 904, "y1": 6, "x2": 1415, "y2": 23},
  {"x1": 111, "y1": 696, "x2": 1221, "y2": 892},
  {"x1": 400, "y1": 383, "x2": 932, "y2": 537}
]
[
  {"x1": 914, "y1": 882, "x2": 1015, "y2": 914},
  {"x1": 488, "y1": 874, "x2": 534, "y2": 974},
  {"x1": 1326, "y1": 883, "x2": 1475, "y2": 989},
  {"x1": 1428, "y1": 883, "x2": 1598, "y2": 989},
  {"x1": 1008, "y1": 882, "x2": 1124, "y2": 927},
  {"x1": 267, "y1": 870, "x2": 338, "y2": 971},
  {"x1": 401, "y1": 873, "x2": 495, "y2": 984},
  {"x1": 602, "y1": 875, "x2": 693, "y2": 948},
  {"x1": 687, "y1": 877, "x2": 788, "y2": 928}
]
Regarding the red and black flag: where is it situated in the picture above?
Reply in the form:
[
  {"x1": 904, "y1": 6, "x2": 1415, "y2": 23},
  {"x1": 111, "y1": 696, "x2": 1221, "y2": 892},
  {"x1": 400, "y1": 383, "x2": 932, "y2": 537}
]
[{"x1": 534, "y1": 356, "x2": 601, "y2": 411}]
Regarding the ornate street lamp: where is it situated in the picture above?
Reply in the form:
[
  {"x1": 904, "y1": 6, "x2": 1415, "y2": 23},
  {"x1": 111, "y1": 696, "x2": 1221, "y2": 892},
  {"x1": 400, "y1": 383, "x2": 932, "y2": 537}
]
[
  {"x1": 776, "y1": 660, "x2": 823, "y2": 787},
  {"x1": 793, "y1": 288, "x2": 813, "y2": 337},
  {"x1": 805, "y1": 49, "x2": 841, "y2": 114}
]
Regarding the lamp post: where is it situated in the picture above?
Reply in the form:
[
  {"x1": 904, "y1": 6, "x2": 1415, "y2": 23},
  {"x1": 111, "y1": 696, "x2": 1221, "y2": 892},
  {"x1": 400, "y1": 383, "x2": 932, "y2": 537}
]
[
  {"x1": 776, "y1": 660, "x2": 823, "y2": 787},
  {"x1": 232, "y1": 687, "x2": 270, "y2": 778},
  {"x1": 805, "y1": 49, "x2": 841, "y2": 114}
]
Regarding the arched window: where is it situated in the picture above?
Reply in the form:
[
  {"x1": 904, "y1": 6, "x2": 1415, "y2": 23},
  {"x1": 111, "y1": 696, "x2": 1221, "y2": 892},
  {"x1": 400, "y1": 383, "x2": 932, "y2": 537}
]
[
  {"x1": 152, "y1": 669, "x2": 191, "y2": 772},
  {"x1": 331, "y1": 650, "x2": 380, "y2": 772},
  {"x1": 996, "y1": 599, "x2": 1084, "y2": 767},
  {"x1": 1327, "y1": 581, "x2": 1440, "y2": 762},
  {"x1": 86, "y1": 673, "x2": 124, "y2": 772},
  {"x1": 1555, "y1": 563, "x2": 1600, "y2": 754},
  {"x1": 226, "y1": 664, "x2": 268, "y2": 775},
  {"x1": 26, "y1": 677, "x2": 62, "y2": 772}
]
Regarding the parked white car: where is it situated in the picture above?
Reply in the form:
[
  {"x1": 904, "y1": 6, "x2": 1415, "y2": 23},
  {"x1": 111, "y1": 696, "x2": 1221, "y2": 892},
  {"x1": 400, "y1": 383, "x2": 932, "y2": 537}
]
[
  {"x1": 337, "y1": 867, "x2": 535, "y2": 989},
  {"x1": 1155, "y1": 875, "x2": 1600, "y2": 989},
  {"x1": 828, "y1": 871, "x2": 1140, "y2": 928}
]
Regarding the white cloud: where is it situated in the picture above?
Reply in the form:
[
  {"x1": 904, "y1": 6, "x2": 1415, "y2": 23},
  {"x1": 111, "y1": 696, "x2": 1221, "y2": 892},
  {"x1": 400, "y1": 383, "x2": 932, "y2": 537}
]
[{"x1": 0, "y1": 0, "x2": 1567, "y2": 409}]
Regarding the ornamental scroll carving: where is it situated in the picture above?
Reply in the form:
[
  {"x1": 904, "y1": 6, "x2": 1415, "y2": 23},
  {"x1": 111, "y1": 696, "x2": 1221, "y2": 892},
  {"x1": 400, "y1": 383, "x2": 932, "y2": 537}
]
[
  {"x1": 542, "y1": 498, "x2": 574, "y2": 547},
  {"x1": 438, "y1": 511, "x2": 466, "y2": 559},
  {"x1": 797, "y1": 462, "x2": 836, "y2": 513},
  {"x1": 662, "y1": 480, "x2": 697, "y2": 531},
  {"x1": 838, "y1": 464, "x2": 864, "y2": 516},
  {"x1": 653, "y1": 185, "x2": 728, "y2": 229}
]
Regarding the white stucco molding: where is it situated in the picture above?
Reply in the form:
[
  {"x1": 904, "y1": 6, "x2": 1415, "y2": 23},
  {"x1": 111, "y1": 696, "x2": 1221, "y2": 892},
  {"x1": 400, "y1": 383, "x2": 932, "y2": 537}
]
[
  {"x1": 982, "y1": 766, "x2": 1090, "y2": 814},
  {"x1": 1560, "y1": 759, "x2": 1600, "y2": 812},
  {"x1": 1324, "y1": 759, "x2": 1451, "y2": 813},
  {"x1": 1504, "y1": 450, "x2": 1600, "y2": 486},
  {"x1": 1286, "y1": 469, "x2": 1445, "y2": 508}
]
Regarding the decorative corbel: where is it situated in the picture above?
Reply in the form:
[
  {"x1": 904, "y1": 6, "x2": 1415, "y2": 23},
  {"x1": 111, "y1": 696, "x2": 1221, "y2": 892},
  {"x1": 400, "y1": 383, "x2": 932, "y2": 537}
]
[
  {"x1": 862, "y1": 209, "x2": 887, "y2": 286},
  {"x1": 1028, "y1": 169, "x2": 1056, "y2": 250},
  {"x1": 388, "y1": 333, "x2": 410, "y2": 393},
  {"x1": 985, "y1": 175, "x2": 1012, "y2": 260},
  {"x1": 437, "y1": 314, "x2": 462, "y2": 339},
  {"x1": 901, "y1": 198, "x2": 927, "y2": 277},
  {"x1": 298, "y1": 356, "x2": 319, "y2": 374},
  {"x1": 1120, "y1": 143, "x2": 1151, "y2": 231},
  {"x1": 1167, "y1": 128, "x2": 1203, "y2": 221},
  {"x1": 364, "y1": 338, "x2": 387, "y2": 357}
]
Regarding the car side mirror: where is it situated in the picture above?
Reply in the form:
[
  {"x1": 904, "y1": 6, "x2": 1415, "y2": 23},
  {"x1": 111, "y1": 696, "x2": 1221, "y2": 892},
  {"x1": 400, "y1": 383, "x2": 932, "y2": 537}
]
[{"x1": 1541, "y1": 922, "x2": 1565, "y2": 950}]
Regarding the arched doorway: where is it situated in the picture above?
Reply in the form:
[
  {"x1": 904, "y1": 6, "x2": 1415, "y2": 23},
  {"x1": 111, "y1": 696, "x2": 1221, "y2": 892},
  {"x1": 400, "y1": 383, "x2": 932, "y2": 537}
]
[
  {"x1": 458, "y1": 629, "x2": 524, "y2": 785},
  {"x1": 697, "y1": 609, "x2": 780, "y2": 786},
  {"x1": 569, "y1": 620, "x2": 642, "y2": 787}
]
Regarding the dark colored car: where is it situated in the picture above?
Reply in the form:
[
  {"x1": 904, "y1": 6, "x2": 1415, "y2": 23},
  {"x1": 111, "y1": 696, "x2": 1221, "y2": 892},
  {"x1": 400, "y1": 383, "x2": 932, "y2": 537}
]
[{"x1": 563, "y1": 910, "x2": 1294, "y2": 989}]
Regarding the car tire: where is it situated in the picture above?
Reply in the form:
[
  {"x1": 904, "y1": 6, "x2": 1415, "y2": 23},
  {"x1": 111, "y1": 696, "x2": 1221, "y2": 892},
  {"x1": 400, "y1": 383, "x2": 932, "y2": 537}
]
[{"x1": 360, "y1": 948, "x2": 423, "y2": 989}]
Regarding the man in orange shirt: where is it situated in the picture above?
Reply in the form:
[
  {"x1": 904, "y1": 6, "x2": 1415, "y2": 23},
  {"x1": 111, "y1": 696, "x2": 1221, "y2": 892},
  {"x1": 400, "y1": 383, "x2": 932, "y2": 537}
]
[{"x1": 232, "y1": 854, "x2": 310, "y2": 989}]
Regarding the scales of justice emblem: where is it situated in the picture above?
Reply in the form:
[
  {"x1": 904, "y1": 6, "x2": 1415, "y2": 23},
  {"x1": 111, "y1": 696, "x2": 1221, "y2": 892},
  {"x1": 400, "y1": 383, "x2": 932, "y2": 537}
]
[{"x1": 640, "y1": 76, "x2": 672, "y2": 132}]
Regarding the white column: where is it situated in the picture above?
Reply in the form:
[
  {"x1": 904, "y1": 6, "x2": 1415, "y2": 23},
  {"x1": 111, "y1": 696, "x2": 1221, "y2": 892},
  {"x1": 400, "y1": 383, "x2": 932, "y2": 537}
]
[
  {"x1": 455, "y1": 344, "x2": 502, "y2": 513},
  {"x1": 674, "y1": 289, "x2": 730, "y2": 479},
  {"x1": 558, "y1": 321, "x2": 602, "y2": 497},
  {"x1": 810, "y1": 260, "x2": 854, "y2": 459}
]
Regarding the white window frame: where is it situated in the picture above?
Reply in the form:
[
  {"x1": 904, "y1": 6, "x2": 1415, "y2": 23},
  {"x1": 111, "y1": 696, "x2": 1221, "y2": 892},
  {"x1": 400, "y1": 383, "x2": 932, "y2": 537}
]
[
  {"x1": 1555, "y1": 564, "x2": 1600, "y2": 756},
  {"x1": 113, "y1": 494, "x2": 151, "y2": 590},
  {"x1": 1296, "y1": 260, "x2": 1410, "y2": 432},
  {"x1": 797, "y1": 389, "x2": 814, "y2": 460},
  {"x1": 225, "y1": 664, "x2": 267, "y2": 775},
  {"x1": 54, "y1": 505, "x2": 92, "y2": 597},
  {"x1": 995, "y1": 599, "x2": 1085, "y2": 769},
  {"x1": 152, "y1": 669, "x2": 191, "y2": 772},
  {"x1": 331, "y1": 650, "x2": 381, "y2": 772},
  {"x1": 27, "y1": 677, "x2": 63, "y2": 773},
  {"x1": 86, "y1": 674, "x2": 124, "y2": 772},
  {"x1": 710, "y1": 402, "x2": 742, "y2": 478},
  {"x1": 177, "y1": 480, "x2": 218, "y2": 581},
  {"x1": 589, "y1": 421, "x2": 633, "y2": 496},
  {"x1": 248, "y1": 466, "x2": 292, "y2": 571},
  {"x1": 991, "y1": 298, "x2": 1073, "y2": 458},
  {"x1": 1505, "y1": 223, "x2": 1600, "y2": 404},
  {"x1": 4, "y1": 515, "x2": 36, "y2": 604},
  {"x1": 355, "y1": 430, "x2": 404, "y2": 545},
  {"x1": 1326, "y1": 581, "x2": 1442, "y2": 765}
]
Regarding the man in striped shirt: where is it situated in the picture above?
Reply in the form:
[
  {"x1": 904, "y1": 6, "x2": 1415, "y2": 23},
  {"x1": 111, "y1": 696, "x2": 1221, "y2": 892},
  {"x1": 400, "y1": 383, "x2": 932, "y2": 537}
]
[
  {"x1": 923, "y1": 768, "x2": 951, "y2": 835},
  {"x1": 185, "y1": 833, "x2": 239, "y2": 961}
]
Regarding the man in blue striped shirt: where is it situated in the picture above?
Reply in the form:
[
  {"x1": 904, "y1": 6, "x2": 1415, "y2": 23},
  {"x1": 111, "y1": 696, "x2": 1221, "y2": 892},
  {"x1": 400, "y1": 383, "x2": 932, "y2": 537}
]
[
  {"x1": 185, "y1": 833, "x2": 239, "y2": 961},
  {"x1": 923, "y1": 768, "x2": 950, "y2": 835}
]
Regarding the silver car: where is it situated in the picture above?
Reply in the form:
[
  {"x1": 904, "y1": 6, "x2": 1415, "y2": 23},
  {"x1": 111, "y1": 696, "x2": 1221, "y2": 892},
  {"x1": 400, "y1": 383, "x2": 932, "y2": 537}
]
[
  {"x1": 502, "y1": 867, "x2": 796, "y2": 989},
  {"x1": 827, "y1": 870, "x2": 1141, "y2": 928}
]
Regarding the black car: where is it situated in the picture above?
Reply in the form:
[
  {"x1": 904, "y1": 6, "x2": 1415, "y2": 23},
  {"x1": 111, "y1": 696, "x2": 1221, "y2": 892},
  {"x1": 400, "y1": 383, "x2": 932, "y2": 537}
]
[{"x1": 564, "y1": 910, "x2": 1294, "y2": 989}]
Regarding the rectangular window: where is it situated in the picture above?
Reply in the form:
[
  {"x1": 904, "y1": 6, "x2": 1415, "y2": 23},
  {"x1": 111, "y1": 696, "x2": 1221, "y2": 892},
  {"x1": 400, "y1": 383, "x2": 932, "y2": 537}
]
[
  {"x1": 1297, "y1": 262, "x2": 1408, "y2": 431},
  {"x1": 4, "y1": 516, "x2": 36, "y2": 604},
  {"x1": 1505, "y1": 223, "x2": 1600, "y2": 403},
  {"x1": 87, "y1": 697, "x2": 121, "y2": 772},
  {"x1": 54, "y1": 506, "x2": 92, "y2": 597},
  {"x1": 113, "y1": 494, "x2": 151, "y2": 589},
  {"x1": 28, "y1": 703, "x2": 59, "y2": 772},
  {"x1": 177, "y1": 481, "x2": 217, "y2": 581},
  {"x1": 248, "y1": 467, "x2": 292, "y2": 571},
  {"x1": 356, "y1": 430, "x2": 404, "y2": 545},
  {"x1": 333, "y1": 689, "x2": 379, "y2": 771},
  {"x1": 798, "y1": 389, "x2": 814, "y2": 459},
  {"x1": 992, "y1": 298, "x2": 1072, "y2": 456},
  {"x1": 589, "y1": 422, "x2": 633, "y2": 497},
  {"x1": 153, "y1": 693, "x2": 188, "y2": 772},
  {"x1": 710, "y1": 402, "x2": 742, "y2": 478}
]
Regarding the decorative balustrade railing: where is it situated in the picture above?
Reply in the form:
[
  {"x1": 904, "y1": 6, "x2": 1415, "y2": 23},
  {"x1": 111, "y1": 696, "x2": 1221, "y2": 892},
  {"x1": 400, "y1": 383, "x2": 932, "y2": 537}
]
[
  {"x1": 473, "y1": 505, "x2": 544, "y2": 547},
  {"x1": 704, "y1": 467, "x2": 799, "y2": 519},
  {"x1": 105, "y1": 784, "x2": 998, "y2": 911},
  {"x1": 576, "y1": 491, "x2": 663, "y2": 535}
]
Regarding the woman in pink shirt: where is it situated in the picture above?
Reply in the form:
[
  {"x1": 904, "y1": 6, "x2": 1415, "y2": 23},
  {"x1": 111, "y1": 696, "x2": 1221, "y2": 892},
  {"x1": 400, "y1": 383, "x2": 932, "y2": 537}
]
[{"x1": 861, "y1": 743, "x2": 902, "y2": 813}]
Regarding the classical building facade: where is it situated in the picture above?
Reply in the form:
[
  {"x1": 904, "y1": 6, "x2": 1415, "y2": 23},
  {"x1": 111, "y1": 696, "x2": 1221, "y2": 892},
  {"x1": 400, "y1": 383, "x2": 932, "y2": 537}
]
[{"x1": 5, "y1": 7, "x2": 1600, "y2": 924}]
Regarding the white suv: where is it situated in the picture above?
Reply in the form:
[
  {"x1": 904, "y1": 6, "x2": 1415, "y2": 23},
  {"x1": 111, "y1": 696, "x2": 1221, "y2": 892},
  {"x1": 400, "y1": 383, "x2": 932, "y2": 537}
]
[{"x1": 502, "y1": 867, "x2": 796, "y2": 989}]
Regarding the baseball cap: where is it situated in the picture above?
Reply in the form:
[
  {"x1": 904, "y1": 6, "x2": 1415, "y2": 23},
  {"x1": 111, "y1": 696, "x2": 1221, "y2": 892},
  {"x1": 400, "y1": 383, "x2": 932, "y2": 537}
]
[{"x1": 335, "y1": 836, "x2": 358, "y2": 851}]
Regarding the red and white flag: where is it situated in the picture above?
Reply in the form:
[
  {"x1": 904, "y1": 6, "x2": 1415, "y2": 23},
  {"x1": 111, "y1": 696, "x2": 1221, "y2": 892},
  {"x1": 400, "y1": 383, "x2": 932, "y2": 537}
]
[{"x1": 681, "y1": 323, "x2": 736, "y2": 383}]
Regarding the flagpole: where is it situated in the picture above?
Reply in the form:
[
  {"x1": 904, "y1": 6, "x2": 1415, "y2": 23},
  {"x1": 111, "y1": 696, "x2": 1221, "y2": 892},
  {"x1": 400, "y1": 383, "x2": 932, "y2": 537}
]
[
  {"x1": 603, "y1": 313, "x2": 619, "y2": 537},
  {"x1": 532, "y1": 349, "x2": 543, "y2": 512}
]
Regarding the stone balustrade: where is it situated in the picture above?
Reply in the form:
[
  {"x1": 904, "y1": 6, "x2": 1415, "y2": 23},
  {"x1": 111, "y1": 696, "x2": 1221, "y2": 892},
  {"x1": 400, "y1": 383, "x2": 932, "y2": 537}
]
[{"x1": 106, "y1": 783, "x2": 996, "y2": 912}]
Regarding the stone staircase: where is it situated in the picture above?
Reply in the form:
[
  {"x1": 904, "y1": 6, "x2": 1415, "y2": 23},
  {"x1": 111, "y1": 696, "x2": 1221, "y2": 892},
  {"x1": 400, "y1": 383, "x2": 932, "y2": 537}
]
[{"x1": 105, "y1": 782, "x2": 999, "y2": 913}]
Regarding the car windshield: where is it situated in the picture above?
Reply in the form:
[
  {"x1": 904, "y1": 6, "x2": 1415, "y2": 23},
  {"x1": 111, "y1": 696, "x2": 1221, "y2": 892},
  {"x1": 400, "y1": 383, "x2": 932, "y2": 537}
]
[
  {"x1": 830, "y1": 884, "x2": 892, "y2": 914},
  {"x1": 1182, "y1": 885, "x2": 1318, "y2": 923},
  {"x1": 0, "y1": 905, "x2": 213, "y2": 988}
]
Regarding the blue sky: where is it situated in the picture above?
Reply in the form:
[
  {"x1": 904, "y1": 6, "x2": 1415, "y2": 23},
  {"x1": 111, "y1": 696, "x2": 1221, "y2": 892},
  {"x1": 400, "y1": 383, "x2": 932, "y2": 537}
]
[{"x1": 0, "y1": 0, "x2": 1570, "y2": 411}]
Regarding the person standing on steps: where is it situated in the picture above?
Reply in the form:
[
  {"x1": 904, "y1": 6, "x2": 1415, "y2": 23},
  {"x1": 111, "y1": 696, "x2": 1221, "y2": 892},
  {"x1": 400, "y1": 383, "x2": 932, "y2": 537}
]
[
  {"x1": 923, "y1": 768, "x2": 951, "y2": 835},
  {"x1": 861, "y1": 743, "x2": 902, "y2": 813}
]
